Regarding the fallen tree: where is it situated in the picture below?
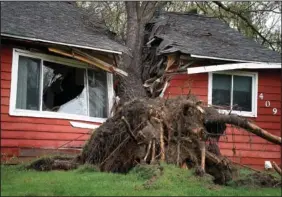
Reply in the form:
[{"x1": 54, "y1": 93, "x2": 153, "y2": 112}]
[{"x1": 28, "y1": 95, "x2": 281, "y2": 185}]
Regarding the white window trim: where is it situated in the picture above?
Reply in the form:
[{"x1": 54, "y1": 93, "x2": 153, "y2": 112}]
[
  {"x1": 187, "y1": 62, "x2": 281, "y2": 74},
  {"x1": 9, "y1": 48, "x2": 114, "y2": 123},
  {"x1": 208, "y1": 71, "x2": 258, "y2": 117},
  {"x1": 69, "y1": 121, "x2": 100, "y2": 130}
]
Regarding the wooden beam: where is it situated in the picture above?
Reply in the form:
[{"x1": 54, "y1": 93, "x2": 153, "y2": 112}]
[
  {"x1": 48, "y1": 48, "x2": 128, "y2": 77},
  {"x1": 48, "y1": 48, "x2": 111, "y2": 72},
  {"x1": 73, "y1": 49, "x2": 128, "y2": 77},
  {"x1": 165, "y1": 54, "x2": 177, "y2": 71}
]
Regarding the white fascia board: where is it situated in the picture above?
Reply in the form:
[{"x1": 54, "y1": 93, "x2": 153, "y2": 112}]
[
  {"x1": 70, "y1": 121, "x2": 100, "y2": 130},
  {"x1": 187, "y1": 62, "x2": 281, "y2": 74},
  {"x1": 190, "y1": 54, "x2": 267, "y2": 63},
  {"x1": 1, "y1": 33, "x2": 122, "y2": 55}
]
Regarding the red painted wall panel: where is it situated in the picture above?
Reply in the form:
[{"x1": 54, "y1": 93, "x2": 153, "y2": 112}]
[
  {"x1": 0, "y1": 47, "x2": 101, "y2": 162},
  {"x1": 164, "y1": 69, "x2": 281, "y2": 169},
  {"x1": 1, "y1": 47, "x2": 281, "y2": 168}
]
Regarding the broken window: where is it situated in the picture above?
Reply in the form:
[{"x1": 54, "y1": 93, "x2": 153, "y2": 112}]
[{"x1": 15, "y1": 54, "x2": 109, "y2": 118}]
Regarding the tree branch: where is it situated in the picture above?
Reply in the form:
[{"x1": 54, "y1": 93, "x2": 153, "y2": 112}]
[
  {"x1": 212, "y1": 1, "x2": 276, "y2": 51},
  {"x1": 244, "y1": 9, "x2": 281, "y2": 14},
  {"x1": 206, "y1": 114, "x2": 282, "y2": 145}
]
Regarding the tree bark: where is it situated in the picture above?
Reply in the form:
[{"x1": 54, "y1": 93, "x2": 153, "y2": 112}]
[
  {"x1": 272, "y1": 161, "x2": 282, "y2": 175},
  {"x1": 206, "y1": 114, "x2": 282, "y2": 145},
  {"x1": 117, "y1": 2, "x2": 166, "y2": 102},
  {"x1": 118, "y1": 2, "x2": 147, "y2": 101}
]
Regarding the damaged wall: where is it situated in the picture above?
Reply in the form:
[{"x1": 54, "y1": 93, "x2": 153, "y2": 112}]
[
  {"x1": 1, "y1": 46, "x2": 102, "y2": 163},
  {"x1": 162, "y1": 71, "x2": 281, "y2": 169}
]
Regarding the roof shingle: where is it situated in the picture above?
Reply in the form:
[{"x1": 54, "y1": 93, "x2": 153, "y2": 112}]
[
  {"x1": 1, "y1": 2, "x2": 129, "y2": 54},
  {"x1": 148, "y1": 12, "x2": 281, "y2": 63}
]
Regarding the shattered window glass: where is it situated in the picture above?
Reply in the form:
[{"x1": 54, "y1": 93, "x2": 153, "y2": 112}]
[
  {"x1": 42, "y1": 61, "x2": 88, "y2": 116},
  {"x1": 15, "y1": 55, "x2": 109, "y2": 118}
]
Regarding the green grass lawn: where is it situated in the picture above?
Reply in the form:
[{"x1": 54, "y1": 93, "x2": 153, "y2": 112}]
[{"x1": 1, "y1": 163, "x2": 281, "y2": 196}]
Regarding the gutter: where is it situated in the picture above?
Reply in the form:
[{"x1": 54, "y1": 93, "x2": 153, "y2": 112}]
[{"x1": 1, "y1": 33, "x2": 123, "y2": 55}]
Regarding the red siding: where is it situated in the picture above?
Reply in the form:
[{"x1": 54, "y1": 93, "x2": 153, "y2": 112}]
[
  {"x1": 164, "y1": 70, "x2": 281, "y2": 169},
  {"x1": 1, "y1": 47, "x2": 281, "y2": 168},
  {"x1": 0, "y1": 47, "x2": 101, "y2": 163}
]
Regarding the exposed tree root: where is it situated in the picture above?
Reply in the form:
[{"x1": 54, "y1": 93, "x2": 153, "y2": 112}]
[
  {"x1": 272, "y1": 161, "x2": 282, "y2": 176},
  {"x1": 27, "y1": 96, "x2": 281, "y2": 185}
]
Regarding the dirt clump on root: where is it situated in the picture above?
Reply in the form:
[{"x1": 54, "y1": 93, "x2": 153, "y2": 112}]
[
  {"x1": 27, "y1": 155, "x2": 78, "y2": 171},
  {"x1": 79, "y1": 96, "x2": 234, "y2": 185},
  {"x1": 231, "y1": 171, "x2": 281, "y2": 188}
]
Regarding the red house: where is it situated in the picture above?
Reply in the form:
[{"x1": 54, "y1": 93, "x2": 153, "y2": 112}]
[
  {"x1": 1, "y1": 2, "x2": 129, "y2": 163},
  {"x1": 143, "y1": 12, "x2": 281, "y2": 169},
  {"x1": 1, "y1": 3, "x2": 281, "y2": 170}
]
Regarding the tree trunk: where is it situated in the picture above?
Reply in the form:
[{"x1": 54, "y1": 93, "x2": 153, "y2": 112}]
[
  {"x1": 117, "y1": 2, "x2": 165, "y2": 102},
  {"x1": 117, "y1": 2, "x2": 147, "y2": 101}
]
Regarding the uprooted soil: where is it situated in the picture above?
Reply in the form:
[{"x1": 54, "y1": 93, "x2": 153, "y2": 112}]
[
  {"x1": 78, "y1": 95, "x2": 235, "y2": 184},
  {"x1": 27, "y1": 95, "x2": 281, "y2": 186},
  {"x1": 230, "y1": 171, "x2": 281, "y2": 188},
  {"x1": 26, "y1": 156, "x2": 78, "y2": 171}
]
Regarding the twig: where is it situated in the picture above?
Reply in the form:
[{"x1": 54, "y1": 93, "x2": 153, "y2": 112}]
[
  {"x1": 212, "y1": 1, "x2": 276, "y2": 51},
  {"x1": 199, "y1": 141, "x2": 206, "y2": 173},
  {"x1": 151, "y1": 139, "x2": 156, "y2": 163},
  {"x1": 183, "y1": 100, "x2": 205, "y2": 114},
  {"x1": 160, "y1": 122, "x2": 165, "y2": 161},
  {"x1": 100, "y1": 136, "x2": 130, "y2": 166},
  {"x1": 232, "y1": 161, "x2": 261, "y2": 173},
  {"x1": 122, "y1": 116, "x2": 138, "y2": 143},
  {"x1": 176, "y1": 140, "x2": 180, "y2": 166},
  {"x1": 144, "y1": 140, "x2": 152, "y2": 161},
  {"x1": 56, "y1": 131, "x2": 92, "y2": 150}
]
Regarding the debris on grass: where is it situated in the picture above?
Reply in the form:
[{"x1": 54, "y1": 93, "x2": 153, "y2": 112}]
[
  {"x1": 26, "y1": 155, "x2": 78, "y2": 171},
  {"x1": 228, "y1": 170, "x2": 281, "y2": 188}
]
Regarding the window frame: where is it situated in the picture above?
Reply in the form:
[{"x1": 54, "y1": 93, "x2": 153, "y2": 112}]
[
  {"x1": 9, "y1": 48, "x2": 114, "y2": 123},
  {"x1": 208, "y1": 71, "x2": 258, "y2": 117}
]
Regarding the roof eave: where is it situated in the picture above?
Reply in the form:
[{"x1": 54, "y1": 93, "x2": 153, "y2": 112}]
[
  {"x1": 1, "y1": 33, "x2": 123, "y2": 55},
  {"x1": 187, "y1": 62, "x2": 281, "y2": 74},
  {"x1": 190, "y1": 54, "x2": 281, "y2": 64}
]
